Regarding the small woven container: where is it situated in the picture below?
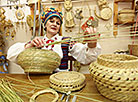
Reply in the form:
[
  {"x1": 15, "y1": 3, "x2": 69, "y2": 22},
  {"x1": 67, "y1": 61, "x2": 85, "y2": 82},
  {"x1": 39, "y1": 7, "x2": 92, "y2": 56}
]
[
  {"x1": 17, "y1": 48, "x2": 61, "y2": 74},
  {"x1": 89, "y1": 54, "x2": 138, "y2": 102},
  {"x1": 118, "y1": 9, "x2": 135, "y2": 24},
  {"x1": 49, "y1": 71, "x2": 86, "y2": 92},
  {"x1": 128, "y1": 44, "x2": 138, "y2": 56}
]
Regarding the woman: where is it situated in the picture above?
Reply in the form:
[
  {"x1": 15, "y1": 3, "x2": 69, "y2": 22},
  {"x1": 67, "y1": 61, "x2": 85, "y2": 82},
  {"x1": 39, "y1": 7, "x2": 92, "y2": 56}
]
[{"x1": 7, "y1": 8, "x2": 101, "y2": 72}]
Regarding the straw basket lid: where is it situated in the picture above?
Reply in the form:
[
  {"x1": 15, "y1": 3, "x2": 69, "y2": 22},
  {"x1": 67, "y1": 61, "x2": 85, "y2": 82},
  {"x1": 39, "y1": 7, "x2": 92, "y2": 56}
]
[
  {"x1": 89, "y1": 54, "x2": 138, "y2": 102},
  {"x1": 49, "y1": 71, "x2": 86, "y2": 92},
  {"x1": 100, "y1": 7, "x2": 112, "y2": 20}
]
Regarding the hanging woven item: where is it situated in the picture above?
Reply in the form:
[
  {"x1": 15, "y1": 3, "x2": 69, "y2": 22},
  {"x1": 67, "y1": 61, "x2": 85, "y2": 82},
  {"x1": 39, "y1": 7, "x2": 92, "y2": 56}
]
[
  {"x1": 64, "y1": 0, "x2": 75, "y2": 32},
  {"x1": 26, "y1": 15, "x2": 39, "y2": 31},
  {"x1": 94, "y1": 0, "x2": 112, "y2": 21},
  {"x1": 17, "y1": 47, "x2": 61, "y2": 74},
  {"x1": 89, "y1": 54, "x2": 138, "y2": 102},
  {"x1": 49, "y1": 71, "x2": 86, "y2": 92},
  {"x1": 15, "y1": 9, "x2": 25, "y2": 20},
  {"x1": 118, "y1": 8, "x2": 135, "y2": 24}
]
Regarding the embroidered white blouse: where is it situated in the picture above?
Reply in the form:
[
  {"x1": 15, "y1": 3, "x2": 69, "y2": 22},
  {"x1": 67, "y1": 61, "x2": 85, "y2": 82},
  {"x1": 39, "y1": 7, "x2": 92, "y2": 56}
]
[{"x1": 7, "y1": 34, "x2": 101, "y2": 65}]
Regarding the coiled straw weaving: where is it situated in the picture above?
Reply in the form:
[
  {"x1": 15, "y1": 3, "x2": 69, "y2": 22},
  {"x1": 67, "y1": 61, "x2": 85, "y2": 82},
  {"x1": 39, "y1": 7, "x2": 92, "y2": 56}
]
[
  {"x1": 17, "y1": 48, "x2": 61, "y2": 74},
  {"x1": 128, "y1": 44, "x2": 138, "y2": 57},
  {"x1": 89, "y1": 54, "x2": 138, "y2": 102},
  {"x1": 49, "y1": 71, "x2": 86, "y2": 92}
]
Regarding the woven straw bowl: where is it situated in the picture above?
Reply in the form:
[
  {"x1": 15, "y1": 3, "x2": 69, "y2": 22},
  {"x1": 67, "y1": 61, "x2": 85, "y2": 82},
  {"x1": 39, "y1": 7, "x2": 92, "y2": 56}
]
[
  {"x1": 49, "y1": 71, "x2": 86, "y2": 92},
  {"x1": 17, "y1": 48, "x2": 61, "y2": 74},
  {"x1": 89, "y1": 54, "x2": 138, "y2": 102},
  {"x1": 128, "y1": 44, "x2": 138, "y2": 57}
]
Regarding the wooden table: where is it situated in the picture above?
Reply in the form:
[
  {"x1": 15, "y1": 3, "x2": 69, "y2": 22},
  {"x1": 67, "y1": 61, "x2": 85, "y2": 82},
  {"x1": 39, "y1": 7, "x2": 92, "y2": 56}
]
[{"x1": 0, "y1": 74, "x2": 115, "y2": 102}]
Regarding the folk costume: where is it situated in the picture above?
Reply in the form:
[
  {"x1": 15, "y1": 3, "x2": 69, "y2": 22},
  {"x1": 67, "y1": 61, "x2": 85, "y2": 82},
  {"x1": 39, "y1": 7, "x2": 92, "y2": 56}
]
[{"x1": 7, "y1": 8, "x2": 101, "y2": 72}]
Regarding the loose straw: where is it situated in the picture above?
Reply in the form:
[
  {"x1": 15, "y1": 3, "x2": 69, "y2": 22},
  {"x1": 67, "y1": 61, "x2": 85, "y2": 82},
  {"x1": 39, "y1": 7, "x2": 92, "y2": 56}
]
[
  {"x1": 6, "y1": 76, "x2": 47, "y2": 89},
  {"x1": 44, "y1": 31, "x2": 138, "y2": 47}
]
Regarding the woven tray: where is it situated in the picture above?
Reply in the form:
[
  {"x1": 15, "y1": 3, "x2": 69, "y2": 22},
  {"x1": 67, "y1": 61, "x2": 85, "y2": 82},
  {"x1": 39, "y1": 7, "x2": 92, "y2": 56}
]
[
  {"x1": 49, "y1": 71, "x2": 86, "y2": 92},
  {"x1": 128, "y1": 44, "x2": 138, "y2": 56},
  {"x1": 89, "y1": 54, "x2": 138, "y2": 102}
]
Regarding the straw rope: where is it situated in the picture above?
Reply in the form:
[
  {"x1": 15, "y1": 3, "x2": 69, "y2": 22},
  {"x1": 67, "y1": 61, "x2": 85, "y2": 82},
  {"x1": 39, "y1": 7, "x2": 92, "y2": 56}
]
[{"x1": 29, "y1": 89, "x2": 59, "y2": 102}]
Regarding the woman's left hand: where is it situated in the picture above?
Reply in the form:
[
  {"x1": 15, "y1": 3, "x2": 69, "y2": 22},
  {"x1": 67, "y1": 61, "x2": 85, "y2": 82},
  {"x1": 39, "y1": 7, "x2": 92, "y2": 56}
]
[{"x1": 84, "y1": 27, "x2": 97, "y2": 48}]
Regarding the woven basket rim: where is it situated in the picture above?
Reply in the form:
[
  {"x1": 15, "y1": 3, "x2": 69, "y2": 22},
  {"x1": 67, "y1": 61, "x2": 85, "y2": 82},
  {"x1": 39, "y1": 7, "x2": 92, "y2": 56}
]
[{"x1": 98, "y1": 54, "x2": 138, "y2": 62}]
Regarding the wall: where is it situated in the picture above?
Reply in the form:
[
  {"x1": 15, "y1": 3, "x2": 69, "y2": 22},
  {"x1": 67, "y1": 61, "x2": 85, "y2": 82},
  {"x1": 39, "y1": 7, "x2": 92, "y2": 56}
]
[{"x1": 1, "y1": 0, "x2": 138, "y2": 74}]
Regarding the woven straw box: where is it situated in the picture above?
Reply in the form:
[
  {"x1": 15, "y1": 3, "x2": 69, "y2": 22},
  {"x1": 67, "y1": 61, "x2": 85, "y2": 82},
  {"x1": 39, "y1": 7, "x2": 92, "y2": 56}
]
[
  {"x1": 128, "y1": 44, "x2": 138, "y2": 57},
  {"x1": 89, "y1": 54, "x2": 138, "y2": 102},
  {"x1": 118, "y1": 9, "x2": 135, "y2": 24}
]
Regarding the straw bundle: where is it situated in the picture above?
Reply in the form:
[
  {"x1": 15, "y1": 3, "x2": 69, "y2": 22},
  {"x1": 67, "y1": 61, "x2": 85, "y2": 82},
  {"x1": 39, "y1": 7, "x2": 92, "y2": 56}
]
[
  {"x1": 17, "y1": 47, "x2": 61, "y2": 74},
  {"x1": 89, "y1": 54, "x2": 138, "y2": 102},
  {"x1": 49, "y1": 71, "x2": 86, "y2": 92},
  {"x1": 128, "y1": 44, "x2": 138, "y2": 57}
]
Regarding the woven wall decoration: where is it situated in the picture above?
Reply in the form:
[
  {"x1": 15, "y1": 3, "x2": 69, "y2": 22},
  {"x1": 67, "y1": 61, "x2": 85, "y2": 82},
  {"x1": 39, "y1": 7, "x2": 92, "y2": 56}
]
[
  {"x1": 15, "y1": 9, "x2": 25, "y2": 20},
  {"x1": 49, "y1": 71, "x2": 86, "y2": 92},
  {"x1": 89, "y1": 54, "x2": 138, "y2": 102},
  {"x1": 64, "y1": 0, "x2": 75, "y2": 32},
  {"x1": 94, "y1": 0, "x2": 112, "y2": 21},
  {"x1": 118, "y1": 8, "x2": 135, "y2": 24}
]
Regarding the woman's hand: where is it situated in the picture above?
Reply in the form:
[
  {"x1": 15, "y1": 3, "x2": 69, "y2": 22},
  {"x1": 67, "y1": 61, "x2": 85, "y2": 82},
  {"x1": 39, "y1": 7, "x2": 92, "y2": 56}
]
[
  {"x1": 85, "y1": 27, "x2": 97, "y2": 48},
  {"x1": 25, "y1": 37, "x2": 45, "y2": 49}
]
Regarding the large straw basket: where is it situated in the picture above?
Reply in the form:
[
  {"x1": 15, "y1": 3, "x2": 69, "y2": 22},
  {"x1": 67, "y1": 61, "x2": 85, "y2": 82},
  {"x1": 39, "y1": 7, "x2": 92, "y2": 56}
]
[
  {"x1": 128, "y1": 44, "x2": 138, "y2": 57},
  {"x1": 49, "y1": 71, "x2": 86, "y2": 92},
  {"x1": 89, "y1": 54, "x2": 138, "y2": 102},
  {"x1": 17, "y1": 47, "x2": 61, "y2": 74}
]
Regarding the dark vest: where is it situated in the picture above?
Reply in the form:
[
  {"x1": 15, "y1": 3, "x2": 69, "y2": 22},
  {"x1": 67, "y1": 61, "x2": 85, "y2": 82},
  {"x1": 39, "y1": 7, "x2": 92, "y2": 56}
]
[{"x1": 59, "y1": 37, "x2": 70, "y2": 70}]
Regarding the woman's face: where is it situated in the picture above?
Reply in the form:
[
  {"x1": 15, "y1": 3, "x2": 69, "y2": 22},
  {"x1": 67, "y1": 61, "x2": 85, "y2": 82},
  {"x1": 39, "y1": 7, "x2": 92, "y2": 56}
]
[{"x1": 45, "y1": 16, "x2": 61, "y2": 36}]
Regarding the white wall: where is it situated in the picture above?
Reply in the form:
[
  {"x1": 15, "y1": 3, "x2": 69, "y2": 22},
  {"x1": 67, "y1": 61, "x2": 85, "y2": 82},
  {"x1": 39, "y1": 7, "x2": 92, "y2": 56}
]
[{"x1": 1, "y1": 0, "x2": 138, "y2": 73}]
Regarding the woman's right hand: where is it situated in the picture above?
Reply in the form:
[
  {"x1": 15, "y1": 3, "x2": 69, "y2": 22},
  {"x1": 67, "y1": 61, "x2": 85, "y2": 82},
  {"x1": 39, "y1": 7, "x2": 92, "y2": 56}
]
[{"x1": 25, "y1": 37, "x2": 45, "y2": 49}]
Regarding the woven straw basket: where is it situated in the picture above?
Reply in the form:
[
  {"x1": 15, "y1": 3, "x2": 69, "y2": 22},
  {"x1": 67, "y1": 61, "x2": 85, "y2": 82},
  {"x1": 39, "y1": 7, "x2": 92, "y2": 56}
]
[
  {"x1": 17, "y1": 48, "x2": 61, "y2": 74},
  {"x1": 49, "y1": 71, "x2": 86, "y2": 92},
  {"x1": 89, "y1": 54, "x2": 138, "y2": 102},
  {"x1": 118, "y1": 9, "x2": 135, "y2": 24},
  {"x1": 128, "y1": 44, "x2": 138, "y2": 57}
]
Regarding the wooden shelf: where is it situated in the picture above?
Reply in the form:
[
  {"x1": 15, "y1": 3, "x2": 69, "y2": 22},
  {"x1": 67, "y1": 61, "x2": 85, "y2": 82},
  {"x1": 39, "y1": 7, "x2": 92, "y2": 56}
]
[
  {"x1": 114, "y1": 21, "x2": 136, "y2": 25},
  {"x1": 115, "y1": 0, "x2": 134, "y2": 3}
]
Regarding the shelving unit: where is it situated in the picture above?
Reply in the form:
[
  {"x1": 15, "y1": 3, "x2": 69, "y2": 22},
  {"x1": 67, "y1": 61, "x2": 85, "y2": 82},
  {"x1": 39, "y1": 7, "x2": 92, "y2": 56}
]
[{"x1": 113, "y1": 0, "x2": 135, "y2": 37}]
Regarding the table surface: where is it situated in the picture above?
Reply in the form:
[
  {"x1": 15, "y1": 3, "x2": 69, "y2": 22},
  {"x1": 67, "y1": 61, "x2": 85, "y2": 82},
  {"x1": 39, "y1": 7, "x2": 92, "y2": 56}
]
[{"x1": 0, "y1": 74, "x2": 115, "y2": 102}]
